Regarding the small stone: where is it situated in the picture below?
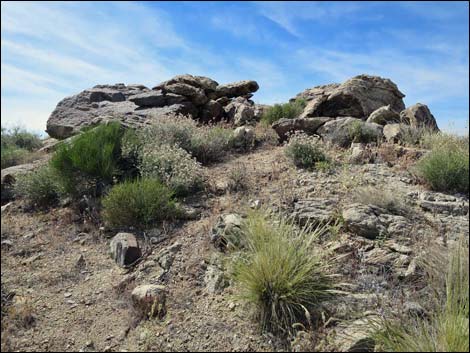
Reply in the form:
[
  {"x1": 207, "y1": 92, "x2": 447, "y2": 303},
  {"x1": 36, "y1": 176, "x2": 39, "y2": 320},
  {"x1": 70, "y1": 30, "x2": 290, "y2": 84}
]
[
  {"x1": 110, "y1": 232, "x2": 142, "y2": 267},
  {"x1": 131, "y1": 284, "x2": 167, "y2": 318}
]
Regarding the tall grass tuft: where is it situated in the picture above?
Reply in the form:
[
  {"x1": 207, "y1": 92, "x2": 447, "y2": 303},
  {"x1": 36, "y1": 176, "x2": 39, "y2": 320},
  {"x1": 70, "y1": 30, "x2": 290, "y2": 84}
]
[
  {"x1": 373, "y1": 237, "x2": 469, "y2": 352},
  {"x1": 230, "y1": 210, "x2": 338, "y2": 336}
]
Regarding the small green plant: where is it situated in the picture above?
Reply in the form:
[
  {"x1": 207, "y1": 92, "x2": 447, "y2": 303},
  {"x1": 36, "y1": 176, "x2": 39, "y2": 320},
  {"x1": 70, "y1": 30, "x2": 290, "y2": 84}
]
[
  {"x1": 139, "y1": 144, "x2": 204, "y2": 196},
  {"x1": 373, "y1": 238, "x2": 469, "y2": 352},
  {"x1": 189, "y1": 126, "x2": 234, "y2": 164},
  {"x1": 14, "y1": 166, "x2": 63, "y2": 208},
  {"x1": 415, "y1": 143, "x2": 469, "y2": 194},
  {"x1": 230, "y1": 210, "x2": 338, "y2": 336},
  {"x1": 102, "y1": 178, "x2": 180, "y2": 229},
  {"x1": 285, "y1": 133, "x2": 328, "y2": 170},
  {"x1": 348, "y1": 120, "x2": 380, "y2": 144},
  {"x1": 261, "y1": 98, "x2": 306, "y2": 125},
  {"x1": 50, "y1": 122, "x2": 124, "y2": 197}
]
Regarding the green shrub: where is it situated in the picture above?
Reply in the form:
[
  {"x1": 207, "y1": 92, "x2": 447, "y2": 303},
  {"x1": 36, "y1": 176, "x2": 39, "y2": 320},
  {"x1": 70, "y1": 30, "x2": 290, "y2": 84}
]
[
  {"x1": 261, "y1": 98, "x2": 306, "y2": 125},
  {"x1": 139, "y1": 144, "x2": 204, "y2": 196},
  {"x1": 1, "y1": 126, "x2": 43, "y2": 169},
  {"x1": 415, "y1": 143, "x2": 469, "y2": 194},
  {"x1": 102, "y1": 178, "x2": 180, "y2": 229},
  {"x1": 50, "y1": 122, "x2": 124, "y2": 197},
  {"x1": 285, "y1": 133, "x2": 328, "y2": 170},
  {"x1": 230, "y1": 210, "x2": 338, "y2": 336},
  {"x1": 348, "y1": 120, "x2": 380, "y2": 144},
  {"x1": 373, "y1": 238, "x2": 469, "y2": 352},
  {"x1": 14, "y1": 166, "x2": 62, "y2": 208}
]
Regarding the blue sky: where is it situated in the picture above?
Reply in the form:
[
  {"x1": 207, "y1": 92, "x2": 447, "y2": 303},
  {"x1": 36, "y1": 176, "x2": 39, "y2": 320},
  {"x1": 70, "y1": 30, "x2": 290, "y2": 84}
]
[{"x1": 1, "y1": 1, "x2": 469, "y2": 134}]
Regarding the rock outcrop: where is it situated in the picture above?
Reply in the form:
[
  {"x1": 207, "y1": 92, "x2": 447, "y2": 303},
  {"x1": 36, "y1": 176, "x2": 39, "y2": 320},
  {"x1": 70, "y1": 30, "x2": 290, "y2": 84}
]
[
  {"x1": 293, "y1": 75, "x2": 405, "y2": 119},
  {"x1": 46, "y1": 75, "x2": 260, "y2": 139}
]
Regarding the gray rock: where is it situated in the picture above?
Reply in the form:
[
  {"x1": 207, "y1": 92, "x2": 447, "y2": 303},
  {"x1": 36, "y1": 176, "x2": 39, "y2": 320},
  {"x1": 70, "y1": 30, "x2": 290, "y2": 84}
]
[
  {"x1": 317, "y1": 117, "x2": 383, "y2": 147},
  {"x1": 131, "y1": 284, "x2": 167, "y2": 318},
  {"x1": 110, "y1": 233, "x2": 141, "y2": 267},
  {"x1": 162, "y1": 83, "x2": 208, "y2": 106},
  {"x1": 46, "y1": 84, "x2": 149, "y2": 138},
  {"x1": 232, "y1": 126, "x2": 255, "y2": 149},
  {"x1": 418, "y1": 191, "x2": 469, "y2": 216},
  {"x1": 342, "y1": 203, "x2": 412, "y2": 239},
  {"x1": 293, "y1": 198, "x2": 338, "y2": 226},
  {"x1": 383, "y1": 123, "x2": 415, "y2": 143},
  {"x1": 224, "y1": 98, "x2": 255, "y2": 126},
  {"x1": 294, "y1": 74, "x2": 405, "y2": 119},
  {"x1": 154, "y1": 74, "x2": 218, "y2": 93},
  {"x1": 199, "y1": 100, "x2": 224, "y2": 122},
  {"x1": 272, "y1": 117, "x2": 333, "y2": 140},
  {"x1": 210, "y1": 214, "x2": 243, "y2": 251},
  {"x1": 366, "y1": 105, "x2": 400, "y2": 125},
  {"x1": 154, "y1": 242, "x2": 182, "y2": 271},
  {"x1": 400, "y1": 103, "x2": 439, "y2": 131},
  {"x1": 129, "y1": 90, "x2": 187, "y2": 107},
  {"x1": 204, "y1": 265, "x2": 228, "y2": 293},
  {"x1": 216, "y1": 80, "x2": 259, "y2": 98},
  {"x1": 334, "y1": 316, "x2": 377, "y2": 352}
]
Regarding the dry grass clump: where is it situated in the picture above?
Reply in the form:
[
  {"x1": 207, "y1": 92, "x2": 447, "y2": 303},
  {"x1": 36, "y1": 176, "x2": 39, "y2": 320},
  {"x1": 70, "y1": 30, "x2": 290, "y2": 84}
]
[
  {"x1": 373, "y1": 237, "x2": 469, "y2": 352},
  {"x1": 230, "y1": 210, "x2": 339, "y2": 337},
  {"x1": 352, "y1": 186, "x2": 410, "y2": 215}
]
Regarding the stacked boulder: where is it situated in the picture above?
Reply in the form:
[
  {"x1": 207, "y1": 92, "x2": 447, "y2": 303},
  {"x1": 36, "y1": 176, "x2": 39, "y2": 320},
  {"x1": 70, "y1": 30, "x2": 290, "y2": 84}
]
[
  {"x1": 46, "y1": 75, "x2": 260, "y2": 139},
  {"x1": 273, "y1": 74, "x2": 439, "y2": 145}
]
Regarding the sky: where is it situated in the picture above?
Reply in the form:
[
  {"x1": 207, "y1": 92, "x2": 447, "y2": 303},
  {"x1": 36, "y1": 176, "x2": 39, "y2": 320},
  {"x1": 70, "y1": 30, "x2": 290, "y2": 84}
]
[{"x1": 1, "y1": 1, "x2": 469, "y2": 135}]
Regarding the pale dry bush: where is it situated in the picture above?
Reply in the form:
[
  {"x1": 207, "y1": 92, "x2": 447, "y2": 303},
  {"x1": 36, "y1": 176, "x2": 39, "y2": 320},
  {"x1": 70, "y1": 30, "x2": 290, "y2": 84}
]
[{"x1": 140, "y1": 143, "x2": 205, "y2": 196}]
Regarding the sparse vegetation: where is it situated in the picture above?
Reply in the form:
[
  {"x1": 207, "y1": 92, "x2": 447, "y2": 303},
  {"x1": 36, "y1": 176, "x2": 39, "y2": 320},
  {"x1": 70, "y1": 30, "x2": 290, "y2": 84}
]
[
  {"x1": 14, "y1": 166, "x2": 63, "y2": 208},
  {"x1": 50, "y1": 122, "x2": 124, "y2": 197},
  {"x1": 373, "y1": 238, "x2": 469, "y2": 352},
  {"x1": 352, "y1": 186, "x2": 409, "y2": 215},
  {"x1": 139, "y1": 144, "x2": 205, "y2": 196},
  {"x1": 227, "y1": 163, "x2": 249, "y2": 192},
  {"x1": 230, "y1": 210, "x2": 338, "y2": 336},
  {"x1": 1, "y1": 126, "x2": 43, "y2": 169},
  {"x1": 261, "y1": 98, "x2": 306, "y2": 125},
  {"x1": 285, "y1": 133, "x2": 328, "y2": 170},
  {"x1": 102, "y1": 178, "x2": 180, "y2": 229}
]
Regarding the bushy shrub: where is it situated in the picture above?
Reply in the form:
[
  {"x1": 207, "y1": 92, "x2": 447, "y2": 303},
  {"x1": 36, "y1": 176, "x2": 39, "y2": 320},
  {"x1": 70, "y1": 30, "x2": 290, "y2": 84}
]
[
  {"x1": 285, "y1": 133, "x2": 328, "y2": 170},
  {"x1": 261, "y1": 98, "x2": 306, "y2": 125},
  {"x1": 50, "y1": 122, "x2": 124, "y2": 197},
  {"x1": 415, "y1": 143, "x2": 469, "y2": 194},
  {"x1": 230, "y1": 210, "x2": 337, "y2": 336},
  {"x1": 128, "y1": 116, "x2": 235, "y2": 165},
  {"x1": 373, "y1": 238, "x2": 469, "y2": 352},
  {"x1": 1, "y1": 126, "x2": 42, "y2": 169},
  {"x1": 348, "y1": 120, "x2": 380, "y2": 144},
  {"x1": 140, "y1": 144, "x2": 204, "y2": 196},
  {"x1": 14, "y1": 166, "x2": 62, "y2": 208},
  {"x1": 102, "y1": 178, "x2": 180, "y2": 229},
  {"x1": 190, "y1": 127, "x2": 234, "y2": 164}
]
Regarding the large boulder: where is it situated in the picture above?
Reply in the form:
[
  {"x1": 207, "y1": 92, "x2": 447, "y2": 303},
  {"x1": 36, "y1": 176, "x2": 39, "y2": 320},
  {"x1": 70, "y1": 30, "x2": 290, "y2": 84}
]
[
  {"x1": 366, "y1": 105, "x2": 401, "y2": 125},
  {"x1": 400, "y1": 103, "x2": 439, "y2": 131},
  {"x1": 216, "y1": 80, "x2": 259, "y2": 98},
  {"x1": 128, "y1": 90, "x2": 186, "y2": 107},
  {"x1": 272, "y1": 117, "x2": 333, "y2": 140},
  {"x1": 199, "y1": 100, "x2": 224, "y2": 122},
  {"x1": 46, "y1": 84, "x2": 150, "y2": 138},
  {"x1": 317, "y1": 117, "x2": 383, "y2": 147},
  {"x1": 153, "y1": 74, "x2": 218, "y2": 93},
  {"x1": 294, "y1": 75, "x2": 405, "y2": 119}
]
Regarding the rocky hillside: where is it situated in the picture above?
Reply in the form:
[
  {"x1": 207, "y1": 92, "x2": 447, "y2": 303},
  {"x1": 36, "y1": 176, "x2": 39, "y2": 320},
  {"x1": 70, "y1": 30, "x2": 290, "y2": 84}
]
[{"x1": 1, "y1": 74, "x2": 468, "y2": 352}]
